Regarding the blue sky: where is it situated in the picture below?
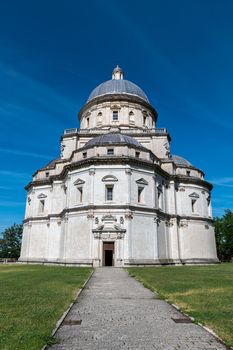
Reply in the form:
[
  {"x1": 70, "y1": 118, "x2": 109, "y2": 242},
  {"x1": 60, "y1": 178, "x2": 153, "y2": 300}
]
[{"x1": 0, "y1": 0, "x2": 233, "y2": 232}]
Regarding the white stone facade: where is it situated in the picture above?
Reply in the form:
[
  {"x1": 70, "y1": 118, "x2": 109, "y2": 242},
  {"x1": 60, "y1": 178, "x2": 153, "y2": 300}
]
[{"x1": 19, "y1": 67, "x2": 218, "y2": 266}]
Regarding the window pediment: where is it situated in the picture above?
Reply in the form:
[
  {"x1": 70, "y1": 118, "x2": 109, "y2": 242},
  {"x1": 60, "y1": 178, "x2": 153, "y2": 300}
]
[
  {"x1": 102, "y1": 175, "x2": 118, "y2": 182},
  {"x1": 37, "y1": 193, "x2": 47, "y2": 199},
  {"x1": 74, "y1": 178, "x2": 85, "y2": 186},
  {"x1": 189, "y1": 192, "x2": 199, "y2": 198},
  {"x1": 136, "y1": 178, "x2": 148, "y2": 186}
]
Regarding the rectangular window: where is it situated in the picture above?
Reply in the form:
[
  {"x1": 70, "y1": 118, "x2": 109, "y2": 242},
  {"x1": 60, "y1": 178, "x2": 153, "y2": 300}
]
[
  {"x1": 138, "y1": 187, "x2": 144, "y2": 203},
  {"x1": 87, "y1": 117, "x2": 89, "y2": 128},
  {"x1": 143, "y1": 116, "x2": 146, "y2": 126},
  {"x1": 83, "y1": 152, "x2": 87, "y2": 158},
  {"x1": 78, "y1": 187, "x2": 83, "y2": 203},
  {"x1": 106, "y1": 186, "x2": 113, "y2": 201},
  {"x1": 135, "y1": 151, "x2": 140, "y2": 158},
  {"x1": 107, "y1": 148, "x2": 114, "y2": 155},
  {"x1": 186, "y1": 170, "x2": 191, "y2": 176},
  {"x1": 112, "y1": 111, "x2": 118, "y2": 121},
  {"x1": 191, "y1": 199, "x2": 196, "y2": 213},
  {"x1": 39, "y1": 200, "x2": 45, "y2": 213},
  {"x1": 45, "y1": 172, "x2": 49, "y2": 178}
]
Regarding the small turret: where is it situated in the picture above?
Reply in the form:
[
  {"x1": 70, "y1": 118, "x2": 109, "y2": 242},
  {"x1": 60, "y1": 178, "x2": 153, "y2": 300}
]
[{"x1": 112, "y1": 65, "x2": 124, "y2": 80}]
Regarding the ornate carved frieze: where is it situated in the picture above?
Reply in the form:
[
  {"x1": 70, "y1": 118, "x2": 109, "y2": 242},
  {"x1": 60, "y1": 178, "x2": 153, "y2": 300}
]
[
  {"x1": 93, "y1": 232, "x2": 125, "y2": 240},
  {"x1": 101, "y1": 214, "x2": 117, "y2": 222}
]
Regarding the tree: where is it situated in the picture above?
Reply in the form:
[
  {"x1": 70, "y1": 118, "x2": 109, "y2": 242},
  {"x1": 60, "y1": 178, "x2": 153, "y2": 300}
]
[
  {"x1": 0, "y1": 223, "x2": 23, "y2": 259},
  {"x1": 214, "y1": 210, "x2": 233, "y2": 262}
]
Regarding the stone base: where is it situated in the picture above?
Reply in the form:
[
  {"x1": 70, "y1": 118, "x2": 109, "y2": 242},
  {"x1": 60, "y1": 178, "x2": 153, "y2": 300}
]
[{"x1": 18, "y1": 257, "x2": 219, "y2": 267}]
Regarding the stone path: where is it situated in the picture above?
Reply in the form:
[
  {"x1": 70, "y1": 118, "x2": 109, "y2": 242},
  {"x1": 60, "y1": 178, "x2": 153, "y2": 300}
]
[{"x1": 49, "y1": 268, "x2": 227, "y2": 350}]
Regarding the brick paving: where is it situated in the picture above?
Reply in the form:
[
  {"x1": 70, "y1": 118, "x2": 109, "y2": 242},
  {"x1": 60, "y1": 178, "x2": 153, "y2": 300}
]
[{"x1": 48, "y1": 268, "x2": 227, "y2": 350}]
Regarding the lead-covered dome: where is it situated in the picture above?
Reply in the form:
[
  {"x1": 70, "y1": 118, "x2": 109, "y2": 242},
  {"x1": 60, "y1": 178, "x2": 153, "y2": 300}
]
[
  {"x1": 171, "y1": 155, "x2": 192, "y2": 167},
  {"x1": 87, "y1": 66, "x2": 149, "y2": 103},
  {"x1": 82, "y1": 133, "x2": 147, "y2": 150}
]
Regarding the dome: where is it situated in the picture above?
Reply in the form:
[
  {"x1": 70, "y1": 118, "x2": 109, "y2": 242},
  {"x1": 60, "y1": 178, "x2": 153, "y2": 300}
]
[
  {"x1": 82, "y1": 133, "x2": 146, "y2": 150},
  {"x1": 171, "y1": 155, "x2": 192, "y2": 167},
  {"x1": 87, "y1": 79, "x2": 149, "y2": 103},
  {"x1": 87, "y1": 66, "x2": 149, "y2": 103}
]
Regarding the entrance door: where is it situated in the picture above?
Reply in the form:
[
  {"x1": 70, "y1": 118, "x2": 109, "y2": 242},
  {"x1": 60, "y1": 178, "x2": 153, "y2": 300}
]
[{"x1": 103, "y1": 242, "x2": 114, "y2": 266}]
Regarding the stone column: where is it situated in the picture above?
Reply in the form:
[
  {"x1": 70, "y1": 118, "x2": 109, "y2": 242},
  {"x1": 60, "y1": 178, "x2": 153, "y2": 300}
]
[
  {"x1": 125, "y1": 166, "x2": 132, "y2": 204},
  {"x1": 89, "y1": 167, "x2": 95, "y2": 204}
]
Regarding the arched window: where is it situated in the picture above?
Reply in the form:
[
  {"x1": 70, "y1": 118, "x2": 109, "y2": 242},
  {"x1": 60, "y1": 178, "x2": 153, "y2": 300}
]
[
  {"x1": 97, "y1": 112, "x2": 102, "y2": 125},
  {"x1": 142, "y1": 111, "x2": 147, "y2": 127},
  {"x1": 129, "y1": 111, "x2": 134, "y2": 124}
]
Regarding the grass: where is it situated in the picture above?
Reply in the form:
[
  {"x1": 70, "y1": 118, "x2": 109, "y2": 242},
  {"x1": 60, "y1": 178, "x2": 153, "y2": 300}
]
[
  {"x1": 0, "y1": 264, "x2": 93, "y2": 350},
  {"x1": 127, "y1": 264, "x2": 233, "y2": 348}
]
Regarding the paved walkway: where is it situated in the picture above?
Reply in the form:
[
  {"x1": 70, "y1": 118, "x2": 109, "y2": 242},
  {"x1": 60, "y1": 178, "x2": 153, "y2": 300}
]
[{"x1": 49, "y1": 268, "x2": 227, "y2": 350}]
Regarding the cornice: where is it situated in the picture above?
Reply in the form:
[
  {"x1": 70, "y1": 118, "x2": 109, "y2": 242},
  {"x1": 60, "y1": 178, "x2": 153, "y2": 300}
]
[
  {"x1": 23, "y1": 204, "x2": 213, "y2": 224},
  {"x1": 172, "y1": 175, "x2": 213, "y2": 191},
  {"x1": 25, "y1": 156, "x2": 212, "y2": 191}
]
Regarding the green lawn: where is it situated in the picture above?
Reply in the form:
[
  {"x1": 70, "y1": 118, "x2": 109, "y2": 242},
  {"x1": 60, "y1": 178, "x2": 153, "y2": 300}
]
[
  {"x1": 0, "y1": 264, "x2": 92, "y2": 350},
  {"x1": 127, "y1": 264, "x2": 233, "y2": 347}
]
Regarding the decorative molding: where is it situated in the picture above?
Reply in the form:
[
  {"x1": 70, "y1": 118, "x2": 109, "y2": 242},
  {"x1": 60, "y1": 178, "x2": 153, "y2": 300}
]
[
  {"x1": 93, "y1": 232, "x2": 125, "y2": 240},
  {"x1": 120, "y1": 216, "x2": 124, "y2": 224},
  {"x1": 154, "y1": 217, "x2": 160, "y2": 225},
  {"x1": 27, "y1": 196, "x2": 31, "y2": 204},
  {"x1": 37, "y1": 193, "x2": 47, "y2": 199},
  {"x1": 101, "y1": 214, "x2": 117, "y2": 222},
  {"x1": 125, "y1": 210, "x2": 133, "y2": 220},
  {"x1": 87, "y1": 210, "x2": 94, "y2": 219},
  {"x1": 136, "y1": 178, "x2": 148, "y2": 186},
  {"x1": 125, "y1": 168, "x2": 132, "y2": 175},
  {"x1": 179, "y1": 220, "x2": 188, "y2": 228},
  {"x1": 102, "y1": 175, "x2": 118, "y2": 182},
  {"x1": 89, "y1": 168, "x2": 95, "y2": 176},
  {"x1": 95, "y1": 217, "x2": 99, "y2": 225},
  {"x1": 179, "y1": 187, "x2": 185, "y2": 192}
]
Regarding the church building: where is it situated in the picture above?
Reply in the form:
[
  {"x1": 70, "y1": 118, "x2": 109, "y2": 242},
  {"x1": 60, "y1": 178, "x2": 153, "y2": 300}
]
[{"x1": 19, "y1": 66, "x2": 218, "y2": 266}]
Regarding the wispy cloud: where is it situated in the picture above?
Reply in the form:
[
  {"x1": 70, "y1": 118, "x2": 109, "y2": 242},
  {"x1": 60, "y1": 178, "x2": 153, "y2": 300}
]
[
  {"x1": 209, "y1": 177, "x2": 233, "y2": 187},
  {"x1": 0, "y1": 148, "x2": 53, "y2": 160},
  {"x1": 0, "y1": 60, "x2": 77, "y2": 126},
  {"x1": 0, "y1": 186, "x2": 15, "y2": 190},
  {"x1": 0, "y1": 170, "x2": 29, "y2": 180},
  {"x1": 0, "y1": 201, "x2": 25, "y2": 207}
]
